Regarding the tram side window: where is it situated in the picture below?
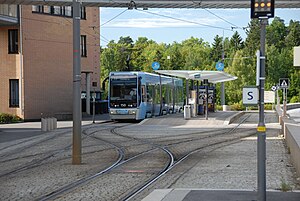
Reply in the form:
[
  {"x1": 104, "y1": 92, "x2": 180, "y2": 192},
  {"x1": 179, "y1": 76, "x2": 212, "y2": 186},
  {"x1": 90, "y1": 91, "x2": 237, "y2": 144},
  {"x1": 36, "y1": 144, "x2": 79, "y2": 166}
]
[
  {"x1": 146, "y1": 85, "x2": 153, "y2": 102},
  {"x1": 141, "y1": 85, "x2": 146, "y2": 102}
]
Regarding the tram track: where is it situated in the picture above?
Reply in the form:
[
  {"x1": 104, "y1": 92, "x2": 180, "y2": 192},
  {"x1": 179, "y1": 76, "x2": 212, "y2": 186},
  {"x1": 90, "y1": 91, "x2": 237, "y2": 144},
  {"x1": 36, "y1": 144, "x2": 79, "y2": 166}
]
[
  {"x1": 37, "y1": 124, "x2": 173, "y2": 201},
  {"x1": 0, "y1": 121, "x2": 120, "y2": 178},
  {"x1": 1, "y1": 112, "x2": 275, "y2": 201},
  {"x1": 40, "y1": 114, "x2": 254, "y2": 201},
  {"x1": 116, "y1": 114, "x2": 254, "y2": 200}
]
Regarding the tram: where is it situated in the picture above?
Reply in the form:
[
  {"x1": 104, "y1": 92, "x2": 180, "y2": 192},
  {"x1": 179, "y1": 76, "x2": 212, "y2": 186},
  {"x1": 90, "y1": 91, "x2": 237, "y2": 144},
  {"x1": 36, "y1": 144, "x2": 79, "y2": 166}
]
[{"x1": 108, "y1": 71, "x2": 184, "y2": 120}]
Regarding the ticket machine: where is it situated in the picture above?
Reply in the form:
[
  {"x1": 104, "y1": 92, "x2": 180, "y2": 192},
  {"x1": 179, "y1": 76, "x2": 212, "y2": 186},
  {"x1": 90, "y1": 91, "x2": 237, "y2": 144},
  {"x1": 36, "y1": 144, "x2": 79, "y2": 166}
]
[
  {"x1": 208, "y1": 86, "x2": 216, "y2": 112},
  {"x1": 198, "y1": 86, "x2": 206, "y2": 115}
]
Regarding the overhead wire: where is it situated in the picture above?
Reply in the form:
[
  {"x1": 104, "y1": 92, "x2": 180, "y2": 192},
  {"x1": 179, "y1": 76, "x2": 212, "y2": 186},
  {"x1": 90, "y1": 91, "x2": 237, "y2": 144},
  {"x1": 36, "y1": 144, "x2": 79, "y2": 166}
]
[
  {"x1": 135, "y1": 8, "x2": 233, "y2": 31},
  {"x1": 202, "y1": 8, "x2": 243, "y2": 30},
  {"x1": 99, "y1": 8, "x2": 128, "y2": 27}
]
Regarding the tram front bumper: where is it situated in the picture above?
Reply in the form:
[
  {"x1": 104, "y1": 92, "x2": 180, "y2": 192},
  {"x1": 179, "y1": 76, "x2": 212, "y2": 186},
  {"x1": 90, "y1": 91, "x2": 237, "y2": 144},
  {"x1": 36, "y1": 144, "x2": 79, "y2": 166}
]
[{"x1": 109, "y1": 109, "x2": 137, "y2": 120}]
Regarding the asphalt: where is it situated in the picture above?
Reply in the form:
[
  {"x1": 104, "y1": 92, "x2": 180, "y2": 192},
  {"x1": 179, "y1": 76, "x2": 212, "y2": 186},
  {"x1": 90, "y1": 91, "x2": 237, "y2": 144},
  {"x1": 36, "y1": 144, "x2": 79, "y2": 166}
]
[{"x1": 1, "y1": 111, "x2": 300, "y2": 201}]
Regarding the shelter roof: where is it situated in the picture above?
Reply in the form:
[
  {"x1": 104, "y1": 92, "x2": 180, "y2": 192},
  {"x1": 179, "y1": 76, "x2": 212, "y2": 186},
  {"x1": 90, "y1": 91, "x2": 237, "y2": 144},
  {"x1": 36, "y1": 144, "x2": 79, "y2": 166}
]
[
  {"x1": 2, "y1": 0, "x2": 300, "y2": 8},
  {"x1": 155, "y1": 70, "x2": 237, "y2": 84}
]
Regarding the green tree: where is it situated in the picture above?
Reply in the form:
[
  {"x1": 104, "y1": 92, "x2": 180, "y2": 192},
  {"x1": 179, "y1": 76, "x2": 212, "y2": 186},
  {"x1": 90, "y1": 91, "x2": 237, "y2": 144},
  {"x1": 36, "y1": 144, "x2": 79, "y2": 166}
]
[
  {"x1": 285, "y1": 20, "x2": 300, "y2": 48},
  {"x1": 229, "y1": 31, "x2": 244, "y2": 51},
  {"x1": 210, "y1": 35, "x2": 223, "y2": 62},
  {"x1": 266, "y1": 17, "x2": 287, "y2": 49},
  {"x1": 245, "y1": 19, "x2": 260, "y2": 56}
]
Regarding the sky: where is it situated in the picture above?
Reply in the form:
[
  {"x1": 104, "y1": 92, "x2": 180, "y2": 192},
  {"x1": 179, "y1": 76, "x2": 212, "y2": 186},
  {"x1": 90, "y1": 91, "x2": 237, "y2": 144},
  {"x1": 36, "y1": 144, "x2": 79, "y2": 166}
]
[{"x1": 99, "y1": 7, "x2": 300, "y2": 47}]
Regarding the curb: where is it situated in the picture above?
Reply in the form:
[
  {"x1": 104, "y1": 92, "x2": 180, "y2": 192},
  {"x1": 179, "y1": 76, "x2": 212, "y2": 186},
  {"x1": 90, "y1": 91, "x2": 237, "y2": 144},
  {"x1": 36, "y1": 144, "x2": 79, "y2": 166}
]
[{"x1": 223, "y1": 111, "x2": 245, "y2": 125}]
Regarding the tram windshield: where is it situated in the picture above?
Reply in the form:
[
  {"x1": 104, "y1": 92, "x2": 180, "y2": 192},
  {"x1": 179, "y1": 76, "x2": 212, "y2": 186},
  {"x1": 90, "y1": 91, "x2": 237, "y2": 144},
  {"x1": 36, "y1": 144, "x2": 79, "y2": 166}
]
[{"x1": 109, "y1": 76, "x2": 138, "y2": 108}]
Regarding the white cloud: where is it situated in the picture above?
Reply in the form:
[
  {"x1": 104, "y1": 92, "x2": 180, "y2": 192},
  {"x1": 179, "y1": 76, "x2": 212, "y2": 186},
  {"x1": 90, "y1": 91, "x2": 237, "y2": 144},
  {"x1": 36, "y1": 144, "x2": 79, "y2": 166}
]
[{"x1": 101, "y1": 16, "x2": 221, "y2": 28}]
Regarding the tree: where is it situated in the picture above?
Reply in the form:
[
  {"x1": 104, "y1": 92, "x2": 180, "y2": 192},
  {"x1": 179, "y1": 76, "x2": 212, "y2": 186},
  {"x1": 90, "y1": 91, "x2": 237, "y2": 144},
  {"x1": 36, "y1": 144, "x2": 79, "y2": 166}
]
[
  {"x1": 229, "y1": 31, "x2": 244, "y2": 51},
  {"x1": 244, "y1": 19, "x2": 260, "y2": 56},
  {"x1": 210, "y1": 35, "x2": 223, "y2": 62},
  {"x1": 266, "y1": 17, "x2": 287, "y2": 49},
  {"x1": 285, "y1": 20, "x2": 300, "y2": 48}
]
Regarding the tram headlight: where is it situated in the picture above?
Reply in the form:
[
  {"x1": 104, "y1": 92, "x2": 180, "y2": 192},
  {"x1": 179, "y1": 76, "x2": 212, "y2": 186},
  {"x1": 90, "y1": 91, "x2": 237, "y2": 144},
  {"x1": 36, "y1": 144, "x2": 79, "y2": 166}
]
[{"x1": 128, "y1": 110, "x2": 136, "y2": 115}]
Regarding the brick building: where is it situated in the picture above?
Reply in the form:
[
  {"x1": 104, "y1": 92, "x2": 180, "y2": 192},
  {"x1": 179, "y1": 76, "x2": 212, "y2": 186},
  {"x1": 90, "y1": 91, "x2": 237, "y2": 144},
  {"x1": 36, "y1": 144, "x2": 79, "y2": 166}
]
[{"x1": 0, "y1": 4, "x2": 100, "y2": 120}]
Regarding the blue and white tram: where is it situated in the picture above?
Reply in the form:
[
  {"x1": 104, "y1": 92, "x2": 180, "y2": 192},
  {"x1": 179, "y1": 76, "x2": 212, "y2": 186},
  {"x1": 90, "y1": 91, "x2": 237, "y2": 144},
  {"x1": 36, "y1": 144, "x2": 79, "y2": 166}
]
[{"x1": 108, "y1": 71, "x2": 184, "y2": 120}]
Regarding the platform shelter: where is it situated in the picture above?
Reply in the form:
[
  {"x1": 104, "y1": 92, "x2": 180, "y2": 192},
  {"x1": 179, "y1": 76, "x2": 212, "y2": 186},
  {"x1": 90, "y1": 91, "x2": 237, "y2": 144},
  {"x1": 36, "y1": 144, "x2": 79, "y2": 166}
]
[{"x1": 155, "y1": 70, "x2": 237, "y2": 119}]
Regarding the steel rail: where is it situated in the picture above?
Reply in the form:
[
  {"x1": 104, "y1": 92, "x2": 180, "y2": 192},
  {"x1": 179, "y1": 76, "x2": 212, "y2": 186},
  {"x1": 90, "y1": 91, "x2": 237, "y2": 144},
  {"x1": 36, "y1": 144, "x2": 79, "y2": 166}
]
[{"x1": 121, "y1": 113, "x2": 253, "y2": 200}]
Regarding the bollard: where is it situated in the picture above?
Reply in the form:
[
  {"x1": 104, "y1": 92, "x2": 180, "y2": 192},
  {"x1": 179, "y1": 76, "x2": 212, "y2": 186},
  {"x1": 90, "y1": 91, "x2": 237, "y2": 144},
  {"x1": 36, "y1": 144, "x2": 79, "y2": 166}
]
[
  {"x1": 47, "y1": 118, "x2": 51, "y2": 131},
  {"x1": 53, "y1": 118, "x2": 57, "y2": 130},
  {"x1": 50, "y1": 118, "x2": 54, "y2": 130},
  {"x1": 41, "y1": 118, "x2": 47, "y2": 131}
]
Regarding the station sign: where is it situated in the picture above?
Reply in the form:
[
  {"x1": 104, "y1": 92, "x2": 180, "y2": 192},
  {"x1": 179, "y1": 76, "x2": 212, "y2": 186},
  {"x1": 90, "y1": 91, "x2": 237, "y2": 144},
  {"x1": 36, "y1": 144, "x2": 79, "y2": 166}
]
[
  {"x1": 152, "y1": 62, "x2": 160, "y2": 70},
  {"x1": 264, "y1": 91, "x2": 275, "y2": 103},
  {"x1": 216, "y1": 62, "x2": 224, "y2": 71},
  {"x1": 243, "y1": 87, "x2": 258, "y2": 105}
]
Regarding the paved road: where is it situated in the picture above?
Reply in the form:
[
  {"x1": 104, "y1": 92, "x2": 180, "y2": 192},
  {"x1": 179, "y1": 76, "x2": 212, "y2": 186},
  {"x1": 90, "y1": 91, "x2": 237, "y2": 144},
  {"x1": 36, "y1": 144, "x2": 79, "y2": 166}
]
[{"x1": 0, "y1": 114, "x2": 110, "y2": 143}]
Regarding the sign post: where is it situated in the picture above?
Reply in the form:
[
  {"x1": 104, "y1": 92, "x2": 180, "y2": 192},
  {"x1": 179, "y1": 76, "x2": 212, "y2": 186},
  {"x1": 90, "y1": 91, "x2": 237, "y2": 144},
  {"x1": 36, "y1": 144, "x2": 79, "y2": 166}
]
[
  {"x1": 279, "y1": 78, "x2": 290, "y2": 117},
  {"x1": 203, "y1": 79, "x2": 209, "y2": 120},
  {"x1": 257, "y1": 17, "x2": 268, "y2": 201},
  {"x1": 251, "y1": 1, "x2": 274, "y2": 200}
]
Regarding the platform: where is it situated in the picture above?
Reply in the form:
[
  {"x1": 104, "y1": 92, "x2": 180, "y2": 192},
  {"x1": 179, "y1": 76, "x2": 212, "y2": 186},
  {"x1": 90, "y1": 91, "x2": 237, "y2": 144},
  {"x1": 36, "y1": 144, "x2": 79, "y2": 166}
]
[{"x1": 142, "y1": 189, "x2": 300, "y2": 201}]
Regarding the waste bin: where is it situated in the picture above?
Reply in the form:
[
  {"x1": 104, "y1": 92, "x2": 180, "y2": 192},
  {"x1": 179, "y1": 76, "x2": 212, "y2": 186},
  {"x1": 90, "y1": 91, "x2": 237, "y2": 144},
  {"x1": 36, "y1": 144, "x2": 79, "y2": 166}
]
[
  {"x1": 198, "y1": 105, "x2": 204, "y2": 115},
  {"x1": 184, "y1": 105, "x2": 191, "y2": 119}
]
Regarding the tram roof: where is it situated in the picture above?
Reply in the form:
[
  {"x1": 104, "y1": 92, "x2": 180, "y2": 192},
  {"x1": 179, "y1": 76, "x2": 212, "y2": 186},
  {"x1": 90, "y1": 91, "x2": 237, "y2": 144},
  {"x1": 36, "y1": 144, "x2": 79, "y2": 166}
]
[{"x1": 155, "y1": 70, "x2": 237, "y2": 84}]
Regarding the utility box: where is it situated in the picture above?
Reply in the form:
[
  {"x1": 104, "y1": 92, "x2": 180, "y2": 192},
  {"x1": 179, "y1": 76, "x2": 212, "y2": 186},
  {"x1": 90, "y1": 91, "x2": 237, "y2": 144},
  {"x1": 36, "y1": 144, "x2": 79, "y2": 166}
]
[{"x1": 184, "y1": 105, "x2": 191, "y2": 119}]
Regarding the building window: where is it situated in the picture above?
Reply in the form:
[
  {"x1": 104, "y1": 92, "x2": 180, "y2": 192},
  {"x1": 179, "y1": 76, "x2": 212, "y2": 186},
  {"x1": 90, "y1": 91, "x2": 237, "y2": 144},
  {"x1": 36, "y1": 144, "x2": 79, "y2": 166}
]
[
  {"x1": 80, "y1": 7, "x2": 86, "y2": 19},
  {"x1": 9, "y1": 79, "x2": 19, "y2": 108},
  {"x1": 31, "y1": 5, "x2": 86, "y2": 19},
  {"x1": 80, "y1": 35, "x2": 87, "y2": 57},
  {"x1": 64, "y1": 6, "x2": 72, "y2": 17},
  {"x1": 8, "y1": 29, "x2": 18, "y2": 54},
  {"x1": 43, "y1": 6, "x2": 51, "y2": 14},
  {"x1": 32, "y1": 5, "x2": 42, "y2": 13},
  {"x1": 53, "y1": 6, "x2": 61, "y2": 15}
]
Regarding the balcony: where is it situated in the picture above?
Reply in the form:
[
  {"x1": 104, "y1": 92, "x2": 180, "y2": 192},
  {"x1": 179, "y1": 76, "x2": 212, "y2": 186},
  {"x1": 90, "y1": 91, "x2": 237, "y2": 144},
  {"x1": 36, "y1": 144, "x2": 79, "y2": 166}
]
[{"x1": 0, "y1": 4, "x2": 18, "y2": 26}]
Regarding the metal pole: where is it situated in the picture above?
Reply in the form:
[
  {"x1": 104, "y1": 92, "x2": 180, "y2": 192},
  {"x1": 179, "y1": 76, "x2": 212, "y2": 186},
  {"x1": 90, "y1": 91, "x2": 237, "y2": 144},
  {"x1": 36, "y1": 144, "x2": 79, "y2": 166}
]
[
  {"x1": 221, "y1": 82, "x2": 225, "y2": 106},
  {"x1": 257, "y1": 18, "x2": 268, "y2": 201},
  {"x1": 276, "y1": 85, "x2": 280, "y2": 108},
  {"x1": 159, "y1": 74, "x2": 162, "y2": 116},
  {"x1": 221, "y1": 30, "x2": 225, "y2": 107},
  {"x1": 197, "y1": 81, "x2": 199, "y2": 115},
  {"x1": 72, "y1": 0, "x2": 82, "y2": 165},
  {"x1": 204, "y1": 79, "x2": 208, "y2": 120},
  {"x1": 186, "y1": 79, "x2": 189, "y2": 105},
  {"x1": 283, "y1": 88, "x2": 287, "y2": 117},
  {"x1": 86, "y1": 73, "x2": 91, "y2": 115},
  {"x1": 93, "y1": 89, "x2": 95, "y2": 123}
]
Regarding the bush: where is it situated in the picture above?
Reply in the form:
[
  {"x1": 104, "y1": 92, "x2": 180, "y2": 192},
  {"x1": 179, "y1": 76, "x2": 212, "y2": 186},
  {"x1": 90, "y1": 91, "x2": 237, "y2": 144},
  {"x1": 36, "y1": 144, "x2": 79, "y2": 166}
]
[
  {"x1": 215, "y1": 105, "x2": 223, "y2": 111},
  {"x1": 264, "y1": 104, "x2": 273, "y2": 110},
  {"x1": 290, "y1": 96, "x2": 300, "y2": 103},
  {"x1": 0, "y1": 113, "x2": 22, "y2": 123},
  {"x1": 230, "y1": 102, "x2": 245, "y2": 111}
]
